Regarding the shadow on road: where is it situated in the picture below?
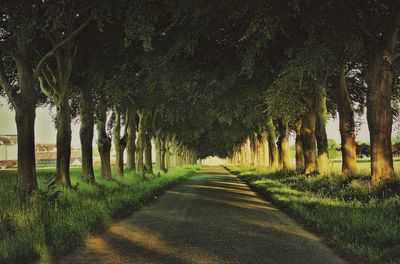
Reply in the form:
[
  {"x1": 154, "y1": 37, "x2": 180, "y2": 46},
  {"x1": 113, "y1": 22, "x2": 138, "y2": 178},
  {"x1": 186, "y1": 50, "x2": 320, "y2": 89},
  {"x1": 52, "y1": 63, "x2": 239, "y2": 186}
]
[{"x1": 59, "y1": 166, "x2": 346, "y2": 264}]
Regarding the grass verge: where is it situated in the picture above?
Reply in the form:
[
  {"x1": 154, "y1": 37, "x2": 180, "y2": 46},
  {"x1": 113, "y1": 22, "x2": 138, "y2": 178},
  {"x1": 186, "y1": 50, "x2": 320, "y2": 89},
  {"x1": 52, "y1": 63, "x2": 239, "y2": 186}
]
[
  {"x1": 0, "y1": 165, "x2": 200, "y2": 264},
  {"x1": 226, "y1": 165, "x2": 400, "y2": 264}
]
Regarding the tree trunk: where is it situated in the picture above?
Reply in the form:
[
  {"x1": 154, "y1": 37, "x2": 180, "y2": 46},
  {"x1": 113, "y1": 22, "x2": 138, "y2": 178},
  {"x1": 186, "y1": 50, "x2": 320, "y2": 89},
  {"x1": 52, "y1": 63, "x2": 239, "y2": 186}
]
[
  {"x1": 136, "y1": 112, "x2": 145, "y2": 175},
  {"x1": 294, "y1": 118, "x2": 304, "y2": 170},
  {"x1": 113, "y1": 108, "x2": 126, "y2": 176},
  {"x1": 165, "y1": 140, "x2": 171, "y2": 169},
  {"x1": 259, "y1": 131, "x2": 269, "y2": 166},
  {"x1": 0, "y1": 43, "x2": 39, "y2": 194},
  {"x1": 302, "y1": 97, "x2": 318, "y2": 174},
  {"x1": 366, "y1": 13, "x2": 400, "y2": 183},
  {"x1": 56, "y1": 96, "x2": 72, "y2": 187},
  {"x1": 79, "y1": 88, "x2": 95, "y2": 182},
  {"x1": 278, "y1": 117, "x2": 290, "y2": 169},
  {"x1": 160, "y1": 138, "x2": 167, "y2": 172},
  {"x1": 126, "y1": 106, "x2": 136, "y2": 171},
  {"x1": 144, "y1": 132, "x2": 153, "y2": 174},
  {"x1": 155, "y1": 136, "x2": 162, "y2": 167},
  {"x1": 315, "y1": 83, "x2": 330, "y2": 174},
  {"x1": 96, "y1": 106, "x2": 112, "y2": 179},
  {"x1": 367, "y1": 57, "x2": 395, "y2": 183},
  {"x1": 334, "y1": 67, "x2": 357, "y2": 174},
  {"x1": 249, "y1": 134, "x2": 256, "y2": 165},
  {"x1": 15, "y1": 104, "x2": 38, "y2": 193},
  {"x1": 266, "y1": 117, "x2": 279, "y2": 169}
]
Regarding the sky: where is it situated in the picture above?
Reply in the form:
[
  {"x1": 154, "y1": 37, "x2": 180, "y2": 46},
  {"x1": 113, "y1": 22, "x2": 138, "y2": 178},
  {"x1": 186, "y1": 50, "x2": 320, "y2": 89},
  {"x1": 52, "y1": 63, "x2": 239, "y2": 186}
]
[
  {"x1": 0, "y1": 98, "x2": 373, "y2": 148},
  {"x1": 0, "y1": 99, "x2": 83, "y2": 148}
]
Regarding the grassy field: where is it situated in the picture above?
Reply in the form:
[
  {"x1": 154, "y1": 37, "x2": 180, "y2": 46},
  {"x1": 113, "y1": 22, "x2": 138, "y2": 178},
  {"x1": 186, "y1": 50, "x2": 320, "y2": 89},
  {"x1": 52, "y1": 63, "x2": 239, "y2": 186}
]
[
  {"x1": 226, "y1": 163, "x2": 400, "y2": 264},
  {"x1": 329, "y1": 157, "x2": 400, "y2": 175},
  {"x1": 0, "y1": 165, "x2": 200, "y2": 264}
]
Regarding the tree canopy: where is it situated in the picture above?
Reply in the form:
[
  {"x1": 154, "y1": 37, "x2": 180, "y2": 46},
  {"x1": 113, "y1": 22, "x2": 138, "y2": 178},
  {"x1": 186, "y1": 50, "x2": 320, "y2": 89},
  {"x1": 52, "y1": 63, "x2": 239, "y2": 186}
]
[{"x1": 1, "y1": 0, "x2": 400, "y2": 193}]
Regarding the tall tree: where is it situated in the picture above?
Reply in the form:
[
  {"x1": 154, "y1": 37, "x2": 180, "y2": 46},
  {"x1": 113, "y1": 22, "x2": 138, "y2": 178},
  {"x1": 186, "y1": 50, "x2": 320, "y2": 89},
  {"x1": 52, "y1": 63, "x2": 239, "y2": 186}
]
[
  {"x1": 0, "y1": 1, "x2": 90, "y2": 192},
  {"x1": 113, "y1": 106, "x2": 128, "y2": 176},
  {"x1": 37, "y1": 2, "x2": 93, "y2": 186},
  {"x1": 333, "y1": 67, "x2": 357, "y2": 174}
]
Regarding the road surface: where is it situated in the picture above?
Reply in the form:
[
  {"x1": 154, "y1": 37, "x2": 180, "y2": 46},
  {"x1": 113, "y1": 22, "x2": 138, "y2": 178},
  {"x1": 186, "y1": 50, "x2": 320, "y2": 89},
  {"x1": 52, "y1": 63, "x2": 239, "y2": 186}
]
[{"x1": 59, "y1": 166, "x2": 346, "y2": 264}]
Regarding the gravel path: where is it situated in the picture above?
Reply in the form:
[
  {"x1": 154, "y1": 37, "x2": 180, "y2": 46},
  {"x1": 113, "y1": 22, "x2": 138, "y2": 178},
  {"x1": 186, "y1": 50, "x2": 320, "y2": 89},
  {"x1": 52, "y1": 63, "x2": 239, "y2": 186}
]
[{"x1": 58, "y1": 166, "x2": 346, "y2": 264}]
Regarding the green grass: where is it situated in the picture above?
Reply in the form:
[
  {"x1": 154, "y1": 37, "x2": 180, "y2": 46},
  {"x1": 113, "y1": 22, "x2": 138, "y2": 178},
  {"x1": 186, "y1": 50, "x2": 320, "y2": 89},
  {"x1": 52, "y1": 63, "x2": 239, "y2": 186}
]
[
  {"x1": 329, "y1": 157, "x2": 400, "y2": 175},
  {"x1": 226, "y1": 164, "x2": 400, "y2": 264},
  {"x1": 0, "y1": 165, "x2": 200, "y2": 264}
]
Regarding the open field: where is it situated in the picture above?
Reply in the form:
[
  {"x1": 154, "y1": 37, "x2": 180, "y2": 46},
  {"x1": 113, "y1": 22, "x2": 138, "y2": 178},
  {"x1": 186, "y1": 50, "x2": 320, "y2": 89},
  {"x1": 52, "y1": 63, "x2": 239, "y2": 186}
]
[
  {"x1": 226, "y1": 164, "x2": 400, "y2": 264},
  {"x1": 324, "y1": 158, "x2": 400, "y2": 175},
  {"x1": 0, "y1": 165, "x2": 200, "y2": 264}
]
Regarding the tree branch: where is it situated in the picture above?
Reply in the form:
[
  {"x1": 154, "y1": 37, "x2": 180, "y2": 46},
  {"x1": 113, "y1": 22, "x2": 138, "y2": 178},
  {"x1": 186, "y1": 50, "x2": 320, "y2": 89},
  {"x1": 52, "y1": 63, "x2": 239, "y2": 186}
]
[
  {"x1": 66, "y1": 45, "x2": 78, "y2": 81},
  {"x1": 384, "y1": 11, "x2": 400, "y2": 52},
  {"x1": 0, "y1": 58, "x2": 20, "y2": 106},
  {"x1": 38, "y1": 75, "x2": 58, "y2": 102},
  {"x1": 41, "y1": 68, "x2": 57, "y2": 92},
  {"x1": 33, "y1": 13, "x2": 93, "y2": 78}
]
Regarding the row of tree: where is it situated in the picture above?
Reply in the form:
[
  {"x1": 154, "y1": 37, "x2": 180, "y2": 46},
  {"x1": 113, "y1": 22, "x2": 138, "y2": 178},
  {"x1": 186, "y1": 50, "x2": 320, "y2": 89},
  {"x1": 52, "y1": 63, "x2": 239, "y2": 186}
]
[
  {"x1": 1, "y1": 1, "x2": 400, "y2": 194},
  {"x1": 0, "y1": 0, "x2": 207, "y2": 193},
  {"x1": 225, "y1": 0, "x2": 400, "y2": 183}
]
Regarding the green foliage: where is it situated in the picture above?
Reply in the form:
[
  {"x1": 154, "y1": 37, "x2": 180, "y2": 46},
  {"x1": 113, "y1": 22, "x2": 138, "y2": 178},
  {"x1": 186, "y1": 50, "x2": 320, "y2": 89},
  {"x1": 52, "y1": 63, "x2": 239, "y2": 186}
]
[
  {"x1": 357, "y1": 142, "x2": 371, "y2": 158},
  {"x1": 0, "y1": 165, "x2": 199, "y2": 264},
  {"x1": 328, "y1": 138, "x2": 340, "y2": 159},
  {"x1": 227, "y1": 165, "x2": 400, "y2": 264}
]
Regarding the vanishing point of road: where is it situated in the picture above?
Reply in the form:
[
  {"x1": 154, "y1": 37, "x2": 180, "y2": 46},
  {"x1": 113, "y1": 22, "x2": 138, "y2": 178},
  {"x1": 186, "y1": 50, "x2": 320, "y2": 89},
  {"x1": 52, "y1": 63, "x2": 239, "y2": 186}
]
[{"x1": 59, "y1": 166, "x2": 346, "y2": 264}]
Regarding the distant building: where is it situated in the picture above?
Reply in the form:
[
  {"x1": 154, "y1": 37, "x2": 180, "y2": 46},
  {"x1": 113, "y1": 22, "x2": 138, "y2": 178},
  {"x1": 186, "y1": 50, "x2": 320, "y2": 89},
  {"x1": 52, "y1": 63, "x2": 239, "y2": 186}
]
[
  {"x1": 35, "y1": 147, "x2": 81, "y2": 167},
  {"x1": 0, "y1": 135, "x2": 18, "y2": 161},
  {"x1": 0, "y1": 135, "x2": 18, "y2": 169},
  {"x1": 0, "y1": 135, "x2": 83, "y2": 168}
]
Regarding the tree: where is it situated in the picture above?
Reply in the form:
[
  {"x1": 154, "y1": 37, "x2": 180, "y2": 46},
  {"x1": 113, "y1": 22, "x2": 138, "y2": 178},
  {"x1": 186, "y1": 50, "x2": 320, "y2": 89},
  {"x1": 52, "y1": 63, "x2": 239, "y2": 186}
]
[
  {"x1": 333, "y1": 67, "x2": 358, "y2": 173},
  {"x1": 0, "y1": 0, "x2": 90, "y2": 192},
  {"x1": 37, "y1": 1, "x2": 93, "y2": 187},
  {"x1": 96, "y1": 100, "x2": 112, "y2": 179},
  {"x1": 294, "y1": 118, "x2": 304, "y2": 169},
  {"x1": 113, "y1": 106, "x2": 128, "y2": 176},
  {"x1": 364, "y1": 7, "x2": 400, "y2": 183}
]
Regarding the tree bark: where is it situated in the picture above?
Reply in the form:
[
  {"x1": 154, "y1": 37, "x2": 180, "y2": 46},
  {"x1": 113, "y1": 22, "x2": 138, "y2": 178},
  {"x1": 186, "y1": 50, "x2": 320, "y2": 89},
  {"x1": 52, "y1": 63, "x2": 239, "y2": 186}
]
[
  {"x1": 96, "y1": 106, "x2": 112, "y2": 179},
  {"x1": 334, "y1": 67, "x2": 357, "y2": 174},
  {"x1": 136, "y1": 111, "x2": 145, "y2": 175},
  {"x1": 294, "y1": 118, "x2": 304, "y2": 170},
  {"x1": 155, "y1": 136, "x2": 162, "y2": 167},
  {"x1": 56, "y1": 96, "x2": 72, "y2": 187},
  {"x1": 367, "y1": 58, "x2": 395, "y2": 183},
  {"x1": 15, "y1": 104, "x2": 38, "y2": 193},
  {"x1": 302, "y1": 97, "x2": 318, "y2": 174},
  {"x1": 113, "y1": 108, "x2": 127, "y2": 176},
  {"x1": 249, "y1": 134, "x2": 256, "y2": 165},
  {"x1": 79, "y1": 88, "x2": 95, "y2": 182},
  {"x1": 144, "y1": 131, "x2": 153, "y2": 174},
  {"x1": 160, "y1": 138, "x2": 167, "y2": 172},
  {"x1": 260, "y1": 131, "x2": 269, "y2": 166},
  {"x1": 126, "y1": 106, "x2": 136, "y2": 171},
  {"x1": 278, "y1": 117, "x2": 290, "y2": 169},
  {"x1": 113, "y1": 110, "x2": 122, "y2": 176},
  {"x1": 366, "y1": 12, "x2": 400, "y2": 183},
  {"x1": 5, "y1": 53, "x2": 38, "y2": 193},
  {"x1": 266, "y1": 117, "x2": 279, "y2": 169},
  {"x1": 0, "y1": 41, "x2": 39, "y2": 194},
  {"x1": 165, "y1": 140, "x2": 171, "y2": 169},
  {"x1": 37, "y1": 41, "x2": 77, "y2": 187},
  {"x1": 315, "y1": 83, "x2": 330, "y2": 174}
]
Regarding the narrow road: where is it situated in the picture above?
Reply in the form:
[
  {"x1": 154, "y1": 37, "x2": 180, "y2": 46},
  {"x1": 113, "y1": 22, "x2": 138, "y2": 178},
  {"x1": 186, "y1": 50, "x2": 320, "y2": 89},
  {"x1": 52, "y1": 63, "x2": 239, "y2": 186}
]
[{"x1": 59, "y1": 166, "x2": 346, "y2": 264}]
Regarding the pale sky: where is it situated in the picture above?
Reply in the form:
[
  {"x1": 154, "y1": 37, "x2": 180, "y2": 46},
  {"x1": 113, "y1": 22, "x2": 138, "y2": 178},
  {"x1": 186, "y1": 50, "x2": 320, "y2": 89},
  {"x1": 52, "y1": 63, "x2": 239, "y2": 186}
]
[
  {"x1": 0, "y1": 98, "x2": 373, "y2": 148},
  {"x1": 0, "y1": 98, "x2": 84, "y2": 148}
]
